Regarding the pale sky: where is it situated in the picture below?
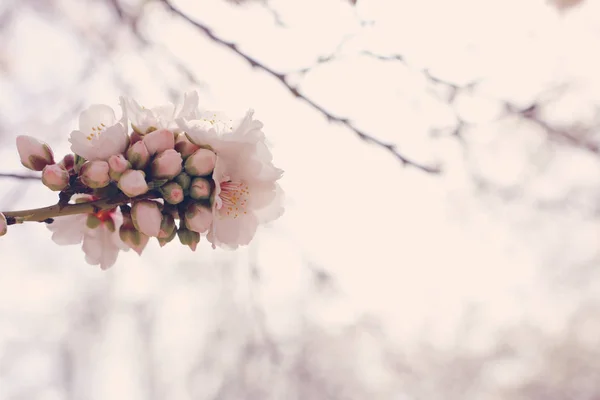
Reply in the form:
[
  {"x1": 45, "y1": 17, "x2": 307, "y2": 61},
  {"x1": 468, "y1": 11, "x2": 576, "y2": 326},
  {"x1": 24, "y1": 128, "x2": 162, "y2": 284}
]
[{"x1": 0, "y1": 0, "x2": 599, "y2": 398}]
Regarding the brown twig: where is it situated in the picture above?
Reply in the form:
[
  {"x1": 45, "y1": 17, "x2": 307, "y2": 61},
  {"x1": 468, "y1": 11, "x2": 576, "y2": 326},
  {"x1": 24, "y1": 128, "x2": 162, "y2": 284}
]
[
  {"x1": 2, "y1": 192, "x2": 158, "y2": 225},
  {"x1": 158, "y1": 0, "x2": 440, "y2": 174},
  {"x1": 0, "y1": 172, "x2": 41, "y2": 180}
]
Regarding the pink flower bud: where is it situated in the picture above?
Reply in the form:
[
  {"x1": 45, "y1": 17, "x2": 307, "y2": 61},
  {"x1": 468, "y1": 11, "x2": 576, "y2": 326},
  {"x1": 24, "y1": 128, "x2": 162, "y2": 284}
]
[
  {"x1": 158, "y1": 214, "x2": 176, "y2": 239},
  {"x1": 86, "y1": 214, "x2": 102, "y2": 229},
  {"x1": 142, "y1": 129, "x2": 175, "y2": 155},
  {"x1": 151, "y1": 149, "x2": 183, "y2": 180},
  {"x1": 16, "y1": 135, "x2": 55, "y2": 171},
  {"x1": 131, "y1": 200, "x2": 162, "y2": 237},
  {"x1": 119, "y1": 208, "x2": 150, "y2": 255},
  {"x1": 184, "y1": 148, "x2": 216, "y2": 176},
  {"x1": 80, "y1": 160, "x2": 110, "y2": 189},
  {"x1": 118, "y1": 170, "x2": 149, "y2": 197},
  {"x1": 108, "y1": 154, "x2": 131, "y2": 181},
  {"x1": 59, "y1": 154, "x2": 75, "y2": 171},
  {"x1": 189, "y1": 177, "x2": 211, "y2": 200},
  {"x1": 42, "y1": 164, "x2": 69, "y2": 191},
  {"x1": 0, "y1": 213, "x2": 7, "y2": 237},
  {"x1": 185, "y1": 202, "x2": 213, "y2": 233},
  {"x1": 177, "y1": 227, "x2": 200, "y2": 251},
  {"x1": 175, "y1": 133, "x2": 200, "y2": 159},
  {"x1": 157, "y1": 228, "x2": 177, "y2": 247},
  {"x1": 126, "y1": 141, "x2": 151, "y2": 170},
  {"x1": 121, "y1": 228, "x2": 150, "y2": 255},
  {"x1": 159, "y1": 181, "x2": 185, "y2": 205},
  {"x1": 174, "y1": 172, "x2": 191, "y2": 190}
]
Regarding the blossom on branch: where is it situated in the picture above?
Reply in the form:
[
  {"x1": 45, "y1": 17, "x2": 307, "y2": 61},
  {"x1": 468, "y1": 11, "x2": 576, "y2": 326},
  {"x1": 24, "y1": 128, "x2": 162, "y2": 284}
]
[
  {"x1": 0, "y1": 213, "x2": 6, "y2": 237},
  {"x1": 46, "y1": 195, "x2": 128, "y2": 270},
  {"x1": 69, "y1": 99, "x2": 129, "y2": 161},
  {"x1": 2, "y1": 92, "x2": 284, "y2": 269},
  {"x1": 16, "y1": 135, "x2": 55, "y2": 171}
]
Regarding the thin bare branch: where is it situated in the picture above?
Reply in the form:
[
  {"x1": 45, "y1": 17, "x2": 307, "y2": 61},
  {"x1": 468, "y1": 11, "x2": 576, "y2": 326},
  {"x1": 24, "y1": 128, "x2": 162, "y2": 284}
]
[
  {"x1": 0, "y1": 173, "x2": 41, "y2": 180},
  {"x1": 505, "y1": 103, "x2": 599, "y2": 153},
  {"x1": 159, "y1": 0, "x2": 440, "y2": 173}
]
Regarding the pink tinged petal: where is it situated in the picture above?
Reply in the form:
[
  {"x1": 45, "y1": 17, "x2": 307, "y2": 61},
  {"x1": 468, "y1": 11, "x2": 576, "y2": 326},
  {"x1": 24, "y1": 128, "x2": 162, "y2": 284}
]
[
  {"x1": 82, "y1": 225, "x2": 120, "y2": 270},
  {"x1": 232, "y1": 110, "x2": 265, "y2": 143},
  {"x1": 47, "y1": 214, "x2": 87, "y2": 245},
  {"x1": 254, "y1": 183, "x2": 285, "y2": 223},
  {"x1": 78, "y1": 104, "x2": 116, "y2": 134},
  {"x1": 131, "y1": 200, "x2": 162, "y2": 237},
  {"x1": 42, "y1": 164, "x2": 69, "y2": 191},
  {"x1": 152, "y1": 104, "x2": 176, "y2": 124},
  {"x1": 80, "y1": 161, "x2": 110, "y2": 189},
  {"x1": 184, "y1": 148, "x2": 216, "y2": 176},
  {"x1": 118, "y1": 170, "x2": 149, "y2": 197},
  {"x1": 0, "y1": 213, "x2": 7, "y2": 237},
  {"x1": 177, "y1": 91, "x2": 199, "y2": 120},
  {"x1": 16, "y1": 135, "x2": 55, "y2": 171},
  {"x1": 210, "y1": 212, "x2": 258, "y2": 248},
  {"x1": 178, "y1": 120, "x2": 219, "y2": 146},
  {"x1": 142, "y1": 129, "x2": 175, "y2": 155},
  {"x1": 185, "y1": 203, "x2": 213, "y2": 233},
  {"x1": 151, "y1": 149, "x2": 183, "y2": 180},
  {"x1": 92, "y1": 124, "x2": 129, "y2": 160},
  {"x1": 118, "y1": 96, "x2": 128, "y2": 129},
  {"x1": 126, "y1": 97, "x2": 156, "y2": 133}
]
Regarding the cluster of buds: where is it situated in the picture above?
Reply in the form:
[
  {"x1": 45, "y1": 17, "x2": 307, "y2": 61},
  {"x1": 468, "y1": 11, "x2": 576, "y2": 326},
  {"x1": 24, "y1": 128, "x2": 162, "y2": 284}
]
[{"x1": 0, "y1": 92, "x2": 284, "y2": 270}]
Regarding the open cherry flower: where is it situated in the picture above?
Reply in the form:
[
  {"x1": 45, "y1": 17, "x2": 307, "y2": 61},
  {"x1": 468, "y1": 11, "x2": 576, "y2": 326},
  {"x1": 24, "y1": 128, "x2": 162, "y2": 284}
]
[{"x1": 0, "y1": 92, "x2": 284, "y2": 269}]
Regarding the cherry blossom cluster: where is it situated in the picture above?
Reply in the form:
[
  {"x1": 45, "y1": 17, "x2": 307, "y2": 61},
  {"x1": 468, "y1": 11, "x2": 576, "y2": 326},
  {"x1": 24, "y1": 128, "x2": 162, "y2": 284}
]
[{"x1": 0, "y1": 92, "x2": 284, "y2": 269}]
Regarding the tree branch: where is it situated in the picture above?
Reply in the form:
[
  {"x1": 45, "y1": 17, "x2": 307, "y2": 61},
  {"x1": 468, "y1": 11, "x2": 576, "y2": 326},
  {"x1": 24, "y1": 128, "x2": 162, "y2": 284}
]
[
  {"x1": 158, "y1": 0, "x2": 440, "y2": 173},
  {"x1": 0, "y1": 172, "x2": 41, "y2": 180},
  {"x1": 2, "y1": 193, "x2": 158, "y2": 225}
]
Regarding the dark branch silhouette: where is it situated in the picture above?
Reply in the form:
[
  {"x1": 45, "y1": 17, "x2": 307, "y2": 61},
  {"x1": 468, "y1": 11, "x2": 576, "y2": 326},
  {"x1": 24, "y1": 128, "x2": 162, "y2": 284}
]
[
  {"x1": 0, "y1": 173, "x2": 40, "y2": 180},
  {"x1": 158, "y1": 0, "x2": 440, "y2": 174}
]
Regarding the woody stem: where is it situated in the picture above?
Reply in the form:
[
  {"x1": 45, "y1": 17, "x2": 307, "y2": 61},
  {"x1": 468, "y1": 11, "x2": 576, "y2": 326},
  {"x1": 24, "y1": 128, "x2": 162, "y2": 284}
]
[{"x1": 1, "y1": 193, "x2": 158, "y2": 225}]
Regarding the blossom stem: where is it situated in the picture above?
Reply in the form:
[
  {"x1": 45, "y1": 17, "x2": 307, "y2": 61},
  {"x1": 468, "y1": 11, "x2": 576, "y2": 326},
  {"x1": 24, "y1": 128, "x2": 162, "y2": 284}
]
[{"x1": 1, "y1": 193, "x2": 158, "y2": 225}]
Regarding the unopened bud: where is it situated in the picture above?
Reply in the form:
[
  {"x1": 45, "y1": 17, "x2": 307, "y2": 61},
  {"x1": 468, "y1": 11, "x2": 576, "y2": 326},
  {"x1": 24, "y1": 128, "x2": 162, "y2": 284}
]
[
  {"x1": 0, "y1": 213, "x2": 7, "y2": 237},
  {"x1": 130, "y1": 131, "x2": 143, "y2": 145},
  {"x1": 119, "y1": 225, "x2": 149, "y2": 255},
  {"x1": 158, "y1": 214, "x2": 176, "y2": 239},
  {"x1": 174, "y1": 172, "x2": 191, "y2": 191},
  {"x1": 59, "y1": 154, "x2": 75, "y2": 171},
  {"x1": 175, "y1": 133, "x2": 200, "y2": 159},
  {"x1": 86, "y1": 214, "x2": 102, "y2": 229},
  {"x1": 80, "y1": 160, "x2": 110, "y2": 189},
  {"x1": 185, "y1": 202, "x2": 213, "y2": 233},
  {"x1": 177, "y1": 227, "x2": 200, "y2": 251},
  {"x1": 42, "y1": 164, "x2": 69, "y2": 191},
  {"x1": 16, "y1": 135, "x2": 55, "y2": 171},
  {"x1": 159, "y1": 181, "x2": 185, "y2": 205},
  {"x1": 151, "y1": 149, "x2": 182, "y2": 180},
  {"x1": 108, "y1": 154, "x2": 131, "y2": 181},
  {"x1": 126, "y1": 140, "x2": 151, "y2": 169},
  {"x1": 157, "y1": 227, "x2": 177, "y2": 247},
  {"x1": 185, "y1": 148, "x2": 216, "y2": 176},
  {"x1": 142, "y1": 128, "x2": 175, "y2": 155},
  {"x1": 189, "y1": 177, "x2": 211, "y2": 200},
  {"x1": 118, "y1": 170, "x2": 149, "y2": 198},
  {"x1": 131, "y1": 200, "x2": 162, "y2": 237}
]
